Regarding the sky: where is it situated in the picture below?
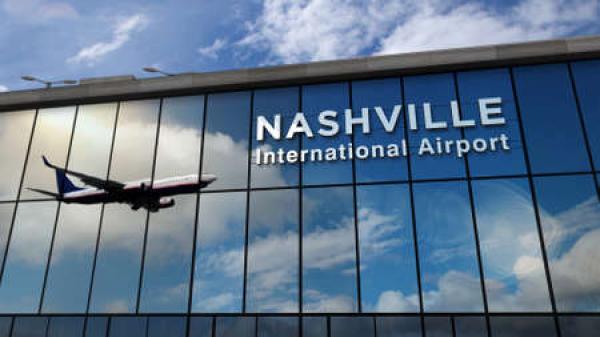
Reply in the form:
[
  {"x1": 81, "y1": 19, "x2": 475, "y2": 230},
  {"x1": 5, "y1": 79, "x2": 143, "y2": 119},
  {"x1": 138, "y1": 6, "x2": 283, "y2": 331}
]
[{"x1": 0, "y1": 0, "x2": 599, "y2": 92}]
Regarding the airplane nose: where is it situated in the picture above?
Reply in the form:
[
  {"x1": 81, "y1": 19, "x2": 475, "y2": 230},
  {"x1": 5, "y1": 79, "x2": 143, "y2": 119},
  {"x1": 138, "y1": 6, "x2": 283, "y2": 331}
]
[{"x1": 203, "y1": 174, "x2": 217, "y2": 182}]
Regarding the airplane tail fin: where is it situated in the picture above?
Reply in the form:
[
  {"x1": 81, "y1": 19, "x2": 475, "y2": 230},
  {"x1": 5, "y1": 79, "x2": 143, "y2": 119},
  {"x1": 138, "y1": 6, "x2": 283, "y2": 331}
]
[{"x1": 42, "y1": 156, "x2": 84, "y2": 195}]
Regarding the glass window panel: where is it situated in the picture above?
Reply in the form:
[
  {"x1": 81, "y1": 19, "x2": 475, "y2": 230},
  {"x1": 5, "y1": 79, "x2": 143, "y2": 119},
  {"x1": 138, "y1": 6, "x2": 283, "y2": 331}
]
[
  {"x1": 404, "y1": 73, "x2": 465, "y2": 180},
  {"x1": 0, "y1": 317, "x2": 11, "y2": 337},
  {"x1": 251, "y1": 87, "x2": 300, "y2": 188},
  {"x1": 490, "y1": 317, "x2": 556, "y2": 337},
  {"x1": 247, "y1": 189, "x2": 299, "y2": 313},
  {"x1": 513, "y1": 64, "x2": 590, "y2": 174},
  {"x1": 472, "y1": 179, "x2": 551, "y2": 312},
  {"x1": 147, "y1": 317, "x2": 186, "y2": 337},
  {"x1": 376, "y1": 317, "x2": 421, "y2": 337},
  {"x1": 202, "y1": 92, "x2": 251, "y2": 191},
  {"x1": 570, "y1": 60, "x2": 600, "y2": 170},
  {"x1": 454, "y1": 317, "x2": 487, "y2": 337},
  {"x1": 534, "y1": 175, "x2": 600, "y2": 311},
  {"x1": 457, "y1": 68, "x2": 526, "y2": 177},
  {"x1": 356, "y1": 184, "x2": 419, "y2": 312},
  {"x1": 352, "y1": 79, "x2": 408, "y2": 182},
  {"x1": 139, "y1": 194, "x2": 196, "y2": 313},
  {"x1": 20, "y1": 107, "x2": 76, "y2": 200},
  {"x1": 192, "y1": 192, "x2": 246, "y2": 313},
  {"x1": 12, "y1": 317, "x2": 47, "y2": 337},
  {"x1": 413, "y1": 181, "x2": 484, "y2": 312},
  {"x1": 330, "y1": 317, "x2": 373, "y2": 337},
  {"x1": 0, "y1": 110, "x2": 35, "y2": 201},
  {"x1": 47, "y1": 317, "x2": 84, "y2": 337},
  {"x1": 257, "y1": 317, "x2": 299, "y2": 337},
  {"x1": 154, "y1": 95, "x2": 204, "y2": 181},
  {"x1": 559, "y1": 316, "x2": 600, "y2": 337},
  {"x1": 424, "y1": 317, "x2": 451, "y2": 337},
  {"x1": 0, "y1": 203, "x2": 15, "y2": 275},
  {"x1": 84, "y1": 317, "x2": 108, "y2": 337},
  {"x1": 302, "y1": 187, "x2": 357, "y2": 313},
  {"x1": 302, "y1": 317, "x2": 326, "y2": 337},
  {"x1": 189, "y1": 317, "x2": 213, "y2": 337},
  {"x1": 42, "y1": 204, "x2": 101, "y2": 313},
  {"x1": 215, "y1": 317, "x2": 255, "y2": 337},
  {"x1": 302, "y1": 83, "x2": 353, "y2": 185},
  {"x1": 109, "y1": 317, "x2": 147, "y2": 337},
  {"x1": 0, "y1": 201, "x2": 57, "y2": 313}
]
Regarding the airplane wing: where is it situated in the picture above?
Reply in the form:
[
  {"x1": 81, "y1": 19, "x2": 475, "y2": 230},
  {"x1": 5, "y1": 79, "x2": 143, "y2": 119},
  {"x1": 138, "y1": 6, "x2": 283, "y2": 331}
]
[{"x1": 42, "y1": 156, "x2": 126, "y2": 192}]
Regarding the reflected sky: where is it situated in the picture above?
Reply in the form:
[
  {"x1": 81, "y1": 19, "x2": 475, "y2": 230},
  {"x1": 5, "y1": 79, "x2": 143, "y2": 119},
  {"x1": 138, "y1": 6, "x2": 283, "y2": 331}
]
[
  {"x1": 0, "y1": 110, "x2": 35, "y2": 201},
  {"x1": 571, "y1": 60, "x2": 600, "y2": 170},
  {"x1": 0, "y1": 203, "x2": 15, "y2": 275}
]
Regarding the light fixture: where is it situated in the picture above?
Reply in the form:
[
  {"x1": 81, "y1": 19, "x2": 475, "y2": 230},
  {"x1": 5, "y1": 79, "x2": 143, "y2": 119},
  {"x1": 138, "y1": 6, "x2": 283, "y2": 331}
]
[
  {"x1": 142, "y1": 67, "x2": 175, "y2": 77},
  {"x1": 21, "y1": 75, "x2": 77, "y2": 88}
]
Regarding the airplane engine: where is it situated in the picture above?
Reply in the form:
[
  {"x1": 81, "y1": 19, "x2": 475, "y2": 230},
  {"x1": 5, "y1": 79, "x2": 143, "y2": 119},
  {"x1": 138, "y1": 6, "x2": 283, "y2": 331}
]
[{"x1": 158, "y1": 197, "x2": 175, "y2": 209}]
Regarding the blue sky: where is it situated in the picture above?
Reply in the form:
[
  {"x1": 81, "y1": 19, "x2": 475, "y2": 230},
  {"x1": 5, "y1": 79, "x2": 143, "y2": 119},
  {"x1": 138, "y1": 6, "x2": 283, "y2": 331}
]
[{"x1": 0, "y1": 0, "x2": 599, "y2": 92}]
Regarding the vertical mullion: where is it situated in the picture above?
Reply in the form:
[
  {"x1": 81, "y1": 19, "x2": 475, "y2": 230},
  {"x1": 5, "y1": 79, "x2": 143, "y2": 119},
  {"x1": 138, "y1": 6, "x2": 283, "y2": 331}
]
[
  {"x1": 348, "y1": 81, "x2": 362, "y2": 313},
  {"x1": 242, "y1": 91, "x2": 255, "y2": 313}
]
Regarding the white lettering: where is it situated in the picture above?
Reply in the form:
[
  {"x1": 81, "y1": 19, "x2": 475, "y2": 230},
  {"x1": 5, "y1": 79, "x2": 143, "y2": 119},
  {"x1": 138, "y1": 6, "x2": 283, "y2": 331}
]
[{"x1": 479, "y1": 97, "x2": 505, "y2": 126}]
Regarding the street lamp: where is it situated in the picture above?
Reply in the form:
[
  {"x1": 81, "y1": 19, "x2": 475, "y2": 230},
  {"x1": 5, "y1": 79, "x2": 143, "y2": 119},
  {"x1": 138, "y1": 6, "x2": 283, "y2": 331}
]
[
  {"x1": 142, "y1": 67, "x2": 175, "y2": 77},
  {"x1": 21, "y1": 75, "x2": 77, "y2": 88}
]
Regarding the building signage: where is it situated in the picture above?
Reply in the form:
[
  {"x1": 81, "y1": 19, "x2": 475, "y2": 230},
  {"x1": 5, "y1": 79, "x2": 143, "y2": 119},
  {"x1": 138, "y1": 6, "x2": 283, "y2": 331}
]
[{"x1": 254, "y1": 97, "x2": 511, "y2": 165}]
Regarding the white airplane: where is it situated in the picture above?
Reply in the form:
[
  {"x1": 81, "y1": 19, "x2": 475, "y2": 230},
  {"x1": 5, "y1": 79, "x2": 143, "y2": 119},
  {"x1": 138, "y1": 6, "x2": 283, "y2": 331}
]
[{"x1": 28, "y1": 156, "x2": 217, "y2": 212}]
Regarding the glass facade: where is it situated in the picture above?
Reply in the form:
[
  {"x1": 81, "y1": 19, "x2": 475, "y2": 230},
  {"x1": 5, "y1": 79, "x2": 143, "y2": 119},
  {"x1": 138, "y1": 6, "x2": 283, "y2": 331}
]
[{"x1": 0, "y1": 60, "x2": 598, "y2": 336}]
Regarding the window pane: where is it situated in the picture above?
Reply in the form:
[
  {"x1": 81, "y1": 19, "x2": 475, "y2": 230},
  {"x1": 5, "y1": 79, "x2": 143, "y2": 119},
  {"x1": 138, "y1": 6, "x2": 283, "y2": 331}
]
[
  {"x1": 147, "y1": 317, "x2": 186, "y2": 337},
  {"x1": 404, "y1": 73, "x2": 465, "y2": 180},
  {"x1": 202, "y1": 92, "x2": 251, "y2": 191},
  {"x1": 0, "y1": 110, "x2": 35, "y2": 201},
  {"x1": 413, "y1": 181, "x2": 484, "y2": 312},
  {"x1": 302, "y1": 83, "x2": 352, "y2": 185},
  {"x1": 247, "y1": 189, "x2": 299, "y2": 312},
  {"x1": 330, "y1": 317, "x2": 373, "y2": 337},
  {"x1": 513, "y1": 64, "x2": 590, "y2": 174},
  {"x1": 12, "y1": 317, "x2": 47, "y2": 337},
  {"x1": 47, "y1": 317, "x2": 84, "y2": 337},
  {"x1": 490, "y1": 317, "x2": 556, "y2": 337},
  {"x1": 0, "y1": 317, "x2": 11, "y2": 337},
  {"x1": 302, "y1": 317, "x2": 326, "y2": 337},
  {"x1": 0, "y1": 201, "x2": 57, "y2": 313},
  {"x1": 139, "y1": 195, "x2": 196, "y2": 312},
  {"x1": 570, "y1": 60, "x2": 600, "y2": 170},
  {"x1": 454, "y1": 317, "x2": 487, "y2": 337},
  {"x1": 302, "y1": 187, "x2": 357, "y2": 312},
  {"x1": 109, "y1": 317, "x2": 147, "y2": 337},
  {"x1": 215, "y1": 317, "x2": 255, "y2": 337},
  {"x1": 534, "y1": 175, "x2": 600, "y2": 311},
  {"x1": 257, "y1": 317, "x2": 298, "y2": 337},
  {"x1": 189, "y1": 317, "x2": 213, "y2": 337},
  {"x1": 376, "y1": 317, "x2": 421, "y2": 337},
  {"x1": 424, "y1": 317, "x2": 451, "y2": 337},
  {"x1": 0, "y1": 203, "x2": 15, "y2": 275},
  {"x1": 559, "y1": 316, "x2": 600, "y2": 337},
  {"x1": 472, "y1": 179, "x2": 551, "y2": 312},
  {"x1": 84, "y1": 317, "x2": 108, "y2": 337},
  {"x1": 251, "y1": 87, "x2": 300, "y2": 188},
  {"x1": 192, "y1": 192, "x2": 246, "y2": 312},
  {"x1": 356, "y1": 184, "x2": 419, "y2": 312},
  {"x1": 352, "y1": 78, "x2": 408, "y2": 182},
  {"x1": 457, "y1": 68, "x2": 526, "y2": 177}
]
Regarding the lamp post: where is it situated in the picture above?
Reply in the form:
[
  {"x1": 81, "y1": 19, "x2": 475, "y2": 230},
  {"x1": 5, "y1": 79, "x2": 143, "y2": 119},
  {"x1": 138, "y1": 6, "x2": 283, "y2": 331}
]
[{"x1": 21, "y1": 76, "x2": 77, "y2": 88}]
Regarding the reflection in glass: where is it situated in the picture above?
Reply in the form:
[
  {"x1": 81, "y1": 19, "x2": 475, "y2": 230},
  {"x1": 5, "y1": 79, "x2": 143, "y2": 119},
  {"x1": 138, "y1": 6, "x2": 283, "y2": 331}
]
[
  {"x1": 84, "y1": 317, "x2": 108, "y2": 337},
  {"x1": 302, "y1": 317, "x2": 326, "y2": 337},
  {"x1": 330, "y1": 317, "x2": 373, "y2": 337},
  {"x1": 0, "y1": 203, "x2": 15, "y2": 275},
  {"x1": 43, "y1": 204, "x2": 101, "y2": 313},
  {"x1": 457, "y1": 68, "x2": 526, "y2": 177},
  {"x1": 571, "y1": 60, "x2": 600, "y2": 170},
  {"x1": 454, "y1": 317, "x2": 487, "y2": 337},
  {"x1": 12, "y1": 317, "x2": 47, "y2": 337},
  {"x1": 20, "y1": 107, "x2": 76, "y2": 200},
  {"x1": 490, "y1": 317, "x2": 556, "y2": 337},
  {"x1": 189, "y1": 317, "x2": 213, "y2": 337},
  {"x1": 0, "y1": 110, "x2": 35, "y2": 201},
  {"x1": 139, "y1": 195, "x2": 196, "y2": 313},
  {"x1": 147, "y1": 317, "x2": 186, "y2": 337},
  {"x1": 376, "y1": 317, "x2": 421, "y2": 337},
  {"x1": 257, "y1": 317, "x2": 299, "y2": 337},
  {"x1": 356, "y1": 184, "x2": 419, "y2": 312},
  {"x1": 559, "y1": 316, "x2": 600, "y2": 337},
  {"x1": 251, "y1": 87, "x2": 300, "y2": 188},
  {"x1": 513, "y1": 64, "x2": 590, "y2": 174},
  {"x1": 413, "y1": 182, "x2": 484, "y2": 312},
  {"x1": 193, "y1": 192, "x2": 246, "y2": 312},
  {"x1": 472, "y1": 179, "x2": 551, "y2": 312},
  {"x1": 352, "y1": 79, "x2": 408, "y2": 182},
  {"x1": 0, "y1": 318, "x2": 9, "y2": 337},
  {"x1": 0, "y1": 201, "x2": 57, "y2": 313},
  {"x1": 404, "y1": 73, "x2": 465, "y2": 180},
  {"x1": 302, "y1": 187, "x2": 357, "y2": 313},
  {"x1": 109, "y1": 317, "x2": 147, "y2": 337},
  {"x1": 534, "y1": 175, "x2": 600, "y2": 311},
  {"x1": 47, "y1": 317, "x2": 84, "y2": 337},
  {"x1": 202, "y1": 92, "x2": 251, "y2": 190},
  {"x1": 247, "y1": 189, "x2": 298, "y2": 312},
  {"x1": 302, "y1": 83, "x2": 353, "y2": 185},
  {"x1": 424, "y1": 317, "x2": 452, "y2": 337},
  {"x1": 215, "y1": 317, "x2": 255, "y2": 337}
]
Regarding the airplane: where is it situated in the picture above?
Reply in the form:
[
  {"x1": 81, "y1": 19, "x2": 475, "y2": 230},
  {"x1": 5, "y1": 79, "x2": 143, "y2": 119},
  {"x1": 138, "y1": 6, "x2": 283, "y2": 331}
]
[{"x1": 27, "y1": 156, "x2": 217, "y2": 212}]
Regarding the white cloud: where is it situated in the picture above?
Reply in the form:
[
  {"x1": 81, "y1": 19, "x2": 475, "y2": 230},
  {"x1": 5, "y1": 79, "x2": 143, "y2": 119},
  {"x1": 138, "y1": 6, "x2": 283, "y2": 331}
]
[
  {"x1": 67, "y1": 14, "x2": 148, "y2": 65},
  {"x1": 2, "y1": 0, "x2": 78, "y2": 21},
  {"x1": 197, "y1": 38, "x2": 227, "y2": 60},
  {"x1": 0, "y1": 85, "x2": 8, "y2": 92}
]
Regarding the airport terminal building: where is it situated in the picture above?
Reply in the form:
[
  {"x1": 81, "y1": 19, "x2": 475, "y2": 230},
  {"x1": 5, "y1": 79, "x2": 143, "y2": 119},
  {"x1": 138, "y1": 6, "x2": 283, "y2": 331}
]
[{"x1": 0, "y1": 36, "x2": 599, "y2": 336}]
